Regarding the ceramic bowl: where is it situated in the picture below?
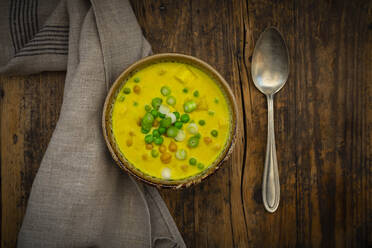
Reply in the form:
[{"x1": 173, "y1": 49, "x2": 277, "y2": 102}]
[{"x1": 102, "y1": 53, "x2": 238, "y2": 188}]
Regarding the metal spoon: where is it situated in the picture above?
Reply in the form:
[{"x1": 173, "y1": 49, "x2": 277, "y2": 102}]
[{"x1": 251, "y1": 27, "x2": 289, "y2": 213}]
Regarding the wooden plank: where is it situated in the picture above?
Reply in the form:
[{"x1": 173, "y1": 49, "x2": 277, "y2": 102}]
[{"x1": 0, "y1": 72, "x2": 65, "y2": 248}]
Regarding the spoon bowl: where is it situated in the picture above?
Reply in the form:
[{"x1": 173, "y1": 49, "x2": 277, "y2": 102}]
[{"x1": 251, "y1": 27, "x2": 289, "y2": 213}]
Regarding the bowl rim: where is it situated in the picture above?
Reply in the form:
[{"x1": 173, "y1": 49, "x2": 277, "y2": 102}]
[{"x1": 102, "y1": 53, "x2": 238, "y2": 189}]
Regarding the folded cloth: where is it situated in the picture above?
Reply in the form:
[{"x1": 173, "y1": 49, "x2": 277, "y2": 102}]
[{"x1": 0, "y1": 0, "x2": 186, "y2": 247}]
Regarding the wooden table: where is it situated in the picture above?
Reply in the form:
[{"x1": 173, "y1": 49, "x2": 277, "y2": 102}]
[{"x1": 1, "y1": 0, "x2": 371, "y2": 247}]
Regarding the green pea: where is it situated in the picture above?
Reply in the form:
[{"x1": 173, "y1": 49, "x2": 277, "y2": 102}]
[
  {"x1": 161, "y1": 86, "x2": 171, "y2": 96},
  {"x1": 142, "y1": 113, "x2": 154, "y2": 125},
  {"x1": 158, "y1": 127, "x2": 166, "y2": 134},
  {"x1": 173, "y1": 112, "x2": 180, "y2": 119},
  {"x1": 123, "y1": 88, "x2": 131, "y2": 94},
  {"x1": 118, "y1": 95, "x2": 125, "y2": 102},
  {"x1": 188, "y1": 137, "x2": 199, "y2": 148},
  {"x1": 180, "y1": 114, "x2": 190, "y2": 123},
  {"x1": 151, "y1": 109, "x2": 159, "y2": 118},
  {"x1": 160, "y1": 117, "x2": 172, "y2": 128},
  {"x1": 141, "y1": 127, "x2": 150, "y2": 134},
  {"x1": 145, "y1": 105, "x2": 151, "y2": 112},
  {"x1": 174, "y1": 121, "x2": 183, "y2": 129},
  {"x1": 152, "y1": 97, "x2": 163, "y2": 109},
  {"x1": 154, "y1": 136, "x2": 164, "y2": 145},
  {"x1": 151, "y1": 149, "x2": 159, "y2": 158},
  {"x1": 159, "y1": 113, "x2": 166, "y2": 118},
  {"x1": 183, "y1": 88, "x2": 188, "y2": 93},
  {"x1": 134, "y1": 77, "x2": 140, "y2": 83},
  {"x1": 166, "y1": 96, "x2": 176, "y2": 106},
  {"x1": 211, "y1": 130, "x2": 218, "y2": 137},
  {"x1": 184, "y1": 100, "x2": 197, "y2": 113},
  {"x1": 166, "y1": 126, "x2": 179, "y2": 138},
  {"x1": 189, "y1": 158, "x2": 197, "y2": 166},
  {"x1": 194, "y1": 133, "x2": 201, "y2": 139},
  {"x1": 193, "y1": 90, "x2": 199, "y2": 97},
  {"x1": 145, "y1": 134, "x2": 154, "y2": 144},
  {"x1": 197, "y1": 163, "x2": 204, "y2": 170},
  {"x1": 198, "y1": 120, "x2": 206, "y2": 126},
  {"x1": 153, "y1": 129, "x2": 160, "y2": 138}
]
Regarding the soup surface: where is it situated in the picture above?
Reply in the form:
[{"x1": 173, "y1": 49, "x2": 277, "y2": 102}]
[{"x1": 112, "y1": 61, "x2": 231, "y2": 180}]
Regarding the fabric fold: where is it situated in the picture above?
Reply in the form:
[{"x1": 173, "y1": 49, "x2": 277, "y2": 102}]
[{"x1": 0, "y1": 0, "x2": 185, "y2": 247}]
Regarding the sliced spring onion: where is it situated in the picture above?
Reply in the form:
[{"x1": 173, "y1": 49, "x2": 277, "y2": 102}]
[
  {"x1": 175, "y1": 129, "x2": 185, "y2": 142},
  {"x1": 166, "y1": 126, "x2": 179, "y2": 138},
  {"x1": 175, "y1": 149, "x2": 187, "y2": 160},
  {"x1": 186, "y1": 123, "x2": 198, "y2": 134},
  {"x1": 166, "y1": 96, "x2": 176, "y2": 106},
  {"x1": 161, "y1": 167, "x2": 171, "y2": 179},
  {"x1": 159, "y1": 104, "x2": 170, "y2": 115},
  {"x1": 183, "y1": 100, "x2": 197, "y2": 113},
  {"x1": 166, "y1": 112, "x2": 177, "y2": 123},
  {"x1": 161, "y1": 86, "x2": 171, "y2": 96}
]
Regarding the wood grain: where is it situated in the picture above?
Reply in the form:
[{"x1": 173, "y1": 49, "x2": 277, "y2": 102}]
[{"x1": 1, "y1": 0, "x2": 371, "y2": 247}]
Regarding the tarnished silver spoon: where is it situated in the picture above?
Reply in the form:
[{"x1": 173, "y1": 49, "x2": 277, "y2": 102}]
[{"x1": 251, "y1": 27, "x2": 289, "y2": 213}]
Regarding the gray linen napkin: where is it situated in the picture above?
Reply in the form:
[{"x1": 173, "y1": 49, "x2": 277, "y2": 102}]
[{"x1": 0, "y1": 0, "x2": 186, "y2": 247}]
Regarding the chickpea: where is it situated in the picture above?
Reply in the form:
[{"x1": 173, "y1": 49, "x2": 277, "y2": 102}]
[
  {"x1": 204, "y1": 137, "x2": 212, "y2": 145},
  {"x1": 159, "y1": 145, "x2": 167, "y2": 153},
  {"x1": 126, "y1": 139, "x2": 133, "y2": 147},
  {"x1": 133, "y1": 85, "x2": 141, "y2": 94},
  {"x1": 168, "y1": 141, "x2": 177, "y2": 152},
  {"x1": 145, "y1": 144, "x2": 153, "y2": 150},
  {"x1": 160, "y1": 152, "x2": 172, "y2": 164}
]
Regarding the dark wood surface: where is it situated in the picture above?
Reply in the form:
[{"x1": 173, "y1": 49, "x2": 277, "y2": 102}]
[{"x1": 1, "y1": 0, "x2": 371, "y2": 247}]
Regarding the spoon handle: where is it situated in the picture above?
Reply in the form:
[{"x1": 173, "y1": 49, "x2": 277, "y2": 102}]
[{"x1": 262, "y1": 95, "x2": 280, "y2": 213}]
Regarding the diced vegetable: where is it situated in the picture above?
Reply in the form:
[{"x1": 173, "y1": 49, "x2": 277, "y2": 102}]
[
  {"x1": 159, "y1": 104, "x2": 170, "y2": 115},
  {"x1": 123, "y1": 88, "x2": 131, "y2": 94},
  {"x1": 151, "y1": 97, "x2": 163, "y2": 109},
  {"x1": 173, "y1": 112, "x2": 180, "y2": 119},
  {"x1": 175, "y1": 130, "x2": 185, "y2": 142},
  {"x1": 151, "y1": 109, "x2": 159, "y2": 118},
  {"x1": 160, "y1": 117, "x2": 172, "y2": 128},
  {"x1": 175, "y1": 149, "x2": 187, "y2": 160},
  {"x1": 144, "y1": 134, "x2": 154, "y2": 144},
  {"x1": 198, "y1": 120, "x2": 206, "y2": 126},
  {"x1": 151, "y1": 149, "x2": 159, "y2": 158},
  {"x1": 154, "y1": 136, "x2": 164, "y2": 145},
  {"x1": 166, "y1": 126, "x2": 179, "y2": 138},
  {"x1": 189, "y1": 158, "x2": 197, "y2": 165},
  {"x1": 211, "y1": 130, "x2": 218, "y2": 137},
  {"x1": 186, "y1": 123, "x2": 198, "y2": 134},
  {"x1": 153, "y1": 129, "x2": 160, "y2": 138},
  {"x1": 161, "y1": 86, "x2": 171, "y2": 96},
  {"x1": 174, "y1": 121, "x2": 183, "y2": 129},
  {"x1": 158, "y1": 127, "x2": 166, "y2": 134},
  {"x1": 142, "y1": 113, "x2": 154, "y2": 125},
  {"x1": 184, "y1": 100, "x2": 197, "y2": 113},
  {"x1": 166, "y1": 96, "x2": 176, "y2": 106}
]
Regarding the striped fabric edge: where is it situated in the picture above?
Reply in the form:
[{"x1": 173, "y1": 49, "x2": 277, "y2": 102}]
[{"x1": 9, "y1": 0, "x2": 70, "y2": 58}]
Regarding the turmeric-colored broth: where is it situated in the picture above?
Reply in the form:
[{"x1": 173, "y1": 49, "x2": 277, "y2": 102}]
[{"x1": 112, "y1": 62, "x2": 231, "y2": 180}]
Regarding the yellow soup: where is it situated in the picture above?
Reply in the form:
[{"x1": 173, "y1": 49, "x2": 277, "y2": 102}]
[{"x1": 112, "y1": 62, "x2": 231, "y2": 180}]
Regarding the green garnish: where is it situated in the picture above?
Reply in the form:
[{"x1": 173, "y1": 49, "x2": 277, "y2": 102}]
[
  {"x1": 189, "y1": 158, "x2": 197, "y2": 165},
  {"x1": 174, "y1": 121, "x2": 183, "y2": 129},
  {"x1": 151, "y1": 97, "x2": 163, "y2": 109},
  {"x1": 159, "y1": 113, "x2": 166, "y2": 118},
  {"x1": 194, "y1": 133, "x2": 201, "y2": 139},
  {"x1": 183, "y1": 88, "x2": 188, "y2": 93},
  {"x1": 145, "y1": 134, "x2": 154, "y2": 144},
  {"x1": 214, "y1": 98, "x2": 219, "y2": 104},
  {"x1": 166, "y1": 96, "x2": 176, "y2": 106},
  {"x1": 180, "y1": 114, "x2": 190, "y2": 123},
  {"x1": 193, "y1": 90, "x2": 199, "y2": 97},
  {"x1": 141, "y1": 127, "x2": 151, "y2": 134},
  {"x1": 160, "y1": 117, "x2": 172, "y2": 128},
  {"x1": 211, "y1": 130, "x2": 218, "y2": 137},
  {"x1": 154, "y1": 136, "x2": 164, "y2": 145},
  {"x1": 197, "y1": 163, "x2": 204, "y2": 170},
  {"x1": 161, "y1": 86, "x2": 171, "y2": 96},
  {"x1": 173, "y1": 112, "x2": 180, "y2": 119},
  {"x1": 186, "y1": 123, "x2": 198, "y2": 134},
  {"x1": 142, "y1": 113, "x2": 154, "y2": 125},
  {"x1": 151, "y1": 149, "x2": 159, "y2": 158},
  {"x1": 153, "y1": 129, "x2": 160, "y2": 138},
  {"x1": 123, "y1": 88, "x2": 131, "y2": 94},
  {"x1": 151, "y1": 109, "x2": 159, "y2": 118},
  {"x1": 184, "y1": 100, "x2": 197, "y2": 113},
  {"x1": 208, "y1": 110, "x2": 215, "y2": 116},
  {"x1": 158, "y1": 127, "x2": 166, "y2": 134},
  {"x1": 188, "y1": 137, "x2": 199, "y2": 148},
  {"x1": 118, "y1": 95, "x2": 125, "y2": 102},
  {"x1": 134, "y1": 77, "x2": 140, "y2": 83},
  {"x1": 198, "y1": 120, "x2": 206, "y2": 126},
  {"x1": 166, "y1": 126, "x2": 179, "y2": 138},
  {"x1": 145, "y1": 105, "x2": 151, "y2": 112},
  {"x1": 133, "y1": 101, "x2": 138, "y2": 106}
]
